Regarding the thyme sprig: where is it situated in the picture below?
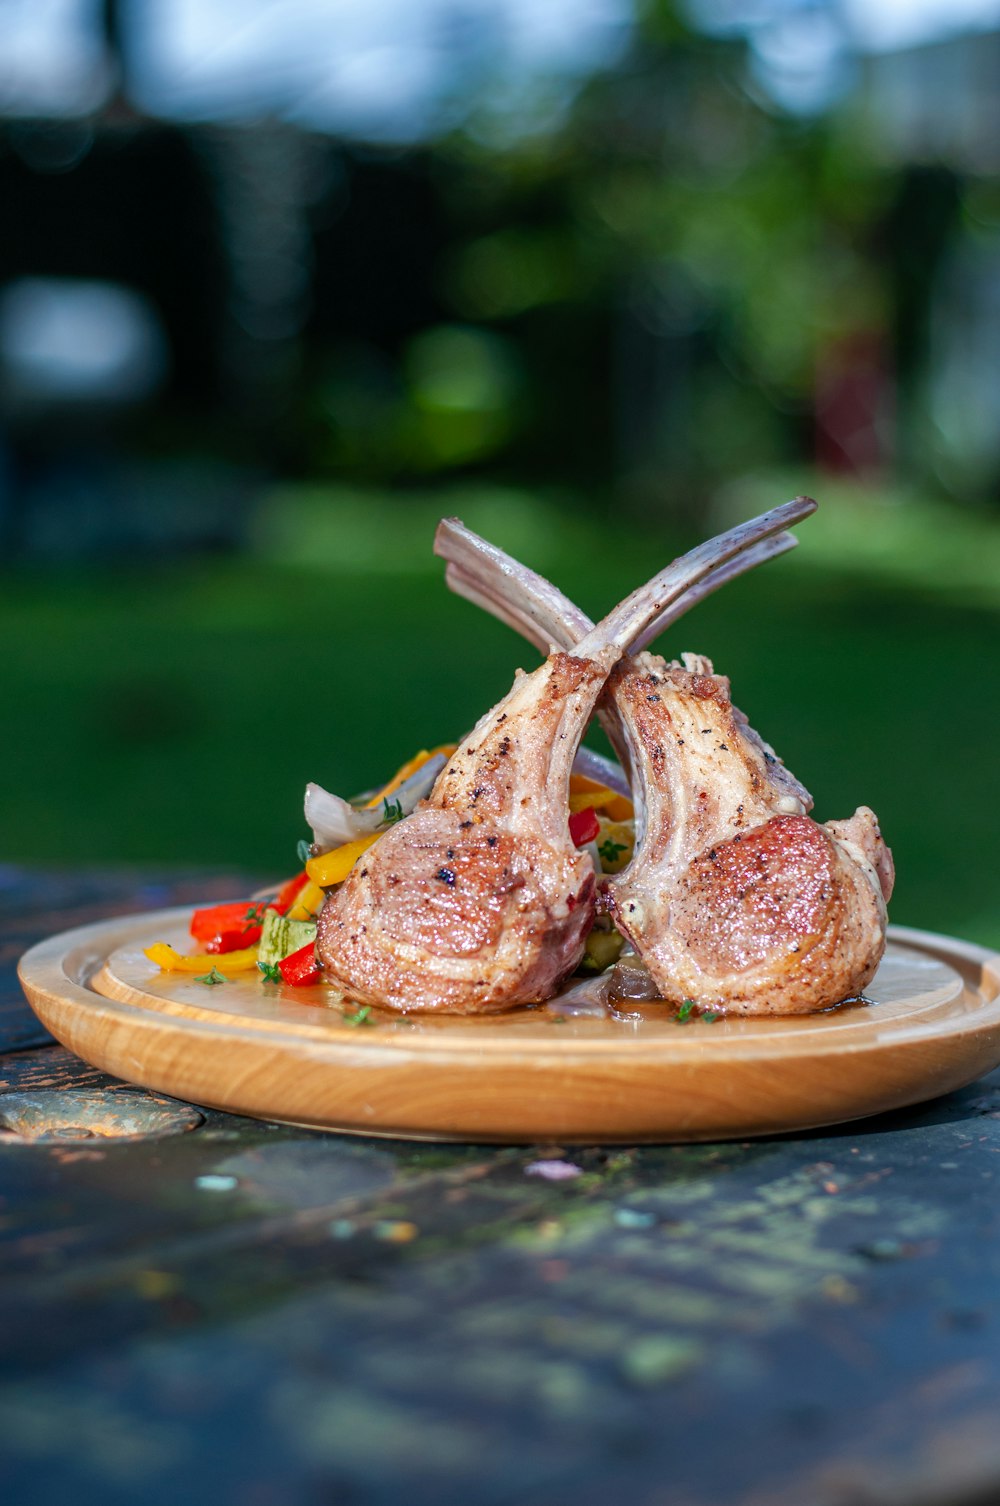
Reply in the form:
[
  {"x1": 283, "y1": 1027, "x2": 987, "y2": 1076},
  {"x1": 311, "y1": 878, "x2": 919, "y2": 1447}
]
[
  {"x1": 343, "y1": 1005, "x2": 374, "y2": 1027},
  {"x1": 194, "y1": 967, "x2": 228, "y2": 987}
]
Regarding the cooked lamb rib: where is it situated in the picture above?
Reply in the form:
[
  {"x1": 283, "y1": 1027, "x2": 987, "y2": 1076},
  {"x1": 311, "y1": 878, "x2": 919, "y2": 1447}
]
[
  {"x1": 437, "y1": 526, "x2": 796, "y2": 660},
  {"x1": 603, "y1": 653, "x2": 893, "y2": 1013},
  {"x1": 316, "y1": 505, "x2": 805, "y2": 1013},
  {"x1": 436, "y1": 505, "x2": 894, "y2": 1015},
  {"x1": 437, "y1": 509, "x2": 807, "y2": 780},
  {"x1": 436, "y1": 503, "x2": 812, "y2": 805}
]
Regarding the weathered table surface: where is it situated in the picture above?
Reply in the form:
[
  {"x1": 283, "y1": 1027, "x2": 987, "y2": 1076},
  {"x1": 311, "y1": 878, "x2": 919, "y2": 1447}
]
[{"x1": 3, "y1": 869, "x2": 1000, "y2": 1506}]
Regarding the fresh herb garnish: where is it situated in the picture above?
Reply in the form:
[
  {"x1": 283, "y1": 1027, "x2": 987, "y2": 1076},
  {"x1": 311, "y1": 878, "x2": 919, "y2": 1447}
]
[
  {"x1": 257, "y1": 960, "x2": 282, "y2": 984},
  {"x1": 598, "y1": 838, "x2": 628, "y2": 865},
  {"x1": 381, "y1": 797, "x2": 404, "y2": 825},
  {"x1": 343, "y1": 1005, "x2": 373, "y2": 1027},
  {"x1": 244, "y1": 902, "x2": 269, "y2": 926},
  {"x1": 675, "y1": 1000, "x2": 719, "y2": 1023},
  {"x1": 296, "y1": 838, "x2": 312, "y2": 866},
  {"x1": 194, "y1": 967, "x2": 228, "y2": 987}
]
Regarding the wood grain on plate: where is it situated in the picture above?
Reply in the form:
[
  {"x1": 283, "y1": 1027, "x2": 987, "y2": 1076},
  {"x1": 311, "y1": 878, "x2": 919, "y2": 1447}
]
[{"x1": 17, "y1": 907, "x2": 1000, "y2": 1143}]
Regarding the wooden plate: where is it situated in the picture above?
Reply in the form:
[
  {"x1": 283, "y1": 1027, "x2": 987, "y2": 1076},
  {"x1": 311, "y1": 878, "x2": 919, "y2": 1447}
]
[{"x1": 17, "y1": 908, "x2": 1000, "y2": 1143}]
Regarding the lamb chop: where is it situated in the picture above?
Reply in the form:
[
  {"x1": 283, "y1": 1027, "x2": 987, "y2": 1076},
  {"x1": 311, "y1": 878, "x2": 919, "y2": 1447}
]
[
  {"x1": 602, "y1": 654, "x2": 893, "y2": 1014},
  {"x1": 435, "y1": 506, "x2": 895, "y2": 1016},
  {"x1": 316, "y1": 504, "x2": 805, "y2": 1013}
]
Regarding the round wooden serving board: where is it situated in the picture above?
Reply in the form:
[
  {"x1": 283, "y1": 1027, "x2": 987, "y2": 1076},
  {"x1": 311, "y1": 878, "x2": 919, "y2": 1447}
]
[{"x1": 17, "y1": 908, "x2": 1000, "y2": 1143}]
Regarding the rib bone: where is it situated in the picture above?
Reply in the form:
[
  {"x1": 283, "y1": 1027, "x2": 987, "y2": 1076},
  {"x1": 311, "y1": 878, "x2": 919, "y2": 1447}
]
[
  {"x1": 437, "y1": 503, "x2": 810, "y2": 777},
  {"x1": 438, "y1": 526, "x2": 796, "y2": 658},
  {"x1": 435, "y1": 502, "x2": 895, "y2": 1015}
]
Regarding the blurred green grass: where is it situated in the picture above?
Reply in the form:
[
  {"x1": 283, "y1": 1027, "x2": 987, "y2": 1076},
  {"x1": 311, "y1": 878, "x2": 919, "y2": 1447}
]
[{"x1": 1, "y1": 477, "x2": 998, "y2": 948}]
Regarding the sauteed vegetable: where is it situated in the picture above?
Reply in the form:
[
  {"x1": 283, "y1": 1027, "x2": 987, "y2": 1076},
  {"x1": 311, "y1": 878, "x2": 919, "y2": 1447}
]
[{"x1": 144, "y1": 747, "x2": 634, "y2": 990}]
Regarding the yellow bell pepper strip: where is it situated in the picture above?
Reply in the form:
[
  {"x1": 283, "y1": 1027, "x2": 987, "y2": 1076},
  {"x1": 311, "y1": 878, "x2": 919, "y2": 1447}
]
[
  {"x1": 286, "y1": 878, "x2": 327, "y2": 922},
  {"x1": 144, "y1": 941, "x2": 261, "y2": 974},
  {"x1": 363, "y1": 744, "x2": 458, "y2": 808},
  {"x1": 569, "y1": 772, "x2": 633, "y2": 823},
  {"x1": 569, "y1": 788, "x2": 623, "y2": 817},
  {"x1": 306, "y1": 832, "x2": 381, "y2": 888}
]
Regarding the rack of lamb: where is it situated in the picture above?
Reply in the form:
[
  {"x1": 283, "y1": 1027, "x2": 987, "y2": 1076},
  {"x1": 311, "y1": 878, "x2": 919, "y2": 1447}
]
[
  {"x1": 435, "y1": 503, "x2": 894, "y2": 1016},
  {"x1": 315, "y1": 504, "x2": 807, "y2": 1012}
]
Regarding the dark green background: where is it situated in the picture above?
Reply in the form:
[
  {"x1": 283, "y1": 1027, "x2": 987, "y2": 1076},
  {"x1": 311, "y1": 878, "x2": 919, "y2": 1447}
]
[{"x1": 3, "y1": 478, "x2": 996, "y2": 949}]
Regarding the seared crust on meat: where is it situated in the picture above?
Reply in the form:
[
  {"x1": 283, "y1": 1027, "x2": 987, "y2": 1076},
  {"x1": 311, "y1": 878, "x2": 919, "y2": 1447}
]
[
  {"x1": 315, "y1": 652, "x2": 612, "y2": 1012},
  {"x1": 317, "y1": 810, "x2": 595, "y2": 1012},
  {"x1": 606, "y1": 656, "x2": 892, "y2": 1015},
  {"x1": 608, "y1": 813, "x2": 885, "y2": 1014}
]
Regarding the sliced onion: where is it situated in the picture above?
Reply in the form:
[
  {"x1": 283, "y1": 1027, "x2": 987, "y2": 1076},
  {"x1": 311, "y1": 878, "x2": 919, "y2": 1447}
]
[
  {"x1": 572, "y1": 746, "x2": 631, "y2": 799},
  {"x1": 304, "y1": 783, "x2": 381, "y2": 848},
  {"x1": 548, "y1": 973, "x2": 611, "y2": 1017},
  {"x1": 608, "y1": 955, "x2": 659, "y2": 1001},
  {"x1": 304, "y1": 752, "x2": 449, "y2": 852}
]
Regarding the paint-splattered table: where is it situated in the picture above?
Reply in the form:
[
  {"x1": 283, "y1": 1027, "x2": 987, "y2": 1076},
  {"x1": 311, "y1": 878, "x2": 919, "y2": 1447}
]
[{"x1": 3, "y1": 868, "x2": 1000, "y2": 1506}]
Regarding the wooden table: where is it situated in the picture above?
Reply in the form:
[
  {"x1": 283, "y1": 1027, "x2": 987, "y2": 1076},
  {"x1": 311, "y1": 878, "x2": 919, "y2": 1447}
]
[{"x1": 4, "y1": 869, "x2": 1000, "y2": 1506}]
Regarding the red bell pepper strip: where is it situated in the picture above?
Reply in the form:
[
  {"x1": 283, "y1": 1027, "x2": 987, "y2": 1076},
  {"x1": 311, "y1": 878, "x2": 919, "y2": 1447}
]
[
  {"x1": 202, "y1": 927, "x2": 263, "y2": 955},
  {"x1": 569, "y1": 806, "x2": 601, "y2": 847},
  {"x1": 271, "y1": 871, "x2": 310, "y2": 915},
  {"x1": 191, "y1": 875, "x2": 309, "y2": 951},
  {"x1": 190, "y1": 902, "x2": 264, "y2": 948},
  {"x1": 278, "y1": 940, "x2": 322, "y2": 987}
]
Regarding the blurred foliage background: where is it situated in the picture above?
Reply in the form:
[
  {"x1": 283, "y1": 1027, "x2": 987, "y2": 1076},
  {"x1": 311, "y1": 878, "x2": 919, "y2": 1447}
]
[{"x1": 1, "y1": 0, "x2": 999, "y2": 945}]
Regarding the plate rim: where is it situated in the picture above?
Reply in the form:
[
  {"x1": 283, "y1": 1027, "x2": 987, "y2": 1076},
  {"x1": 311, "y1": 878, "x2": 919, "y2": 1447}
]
[
  {"x1": 16, "y1": 907, "x2": 1000, "y2": 1142},
  {"x1": 17, "y1": 906, "x2": 1000, "y2": 1064}
]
